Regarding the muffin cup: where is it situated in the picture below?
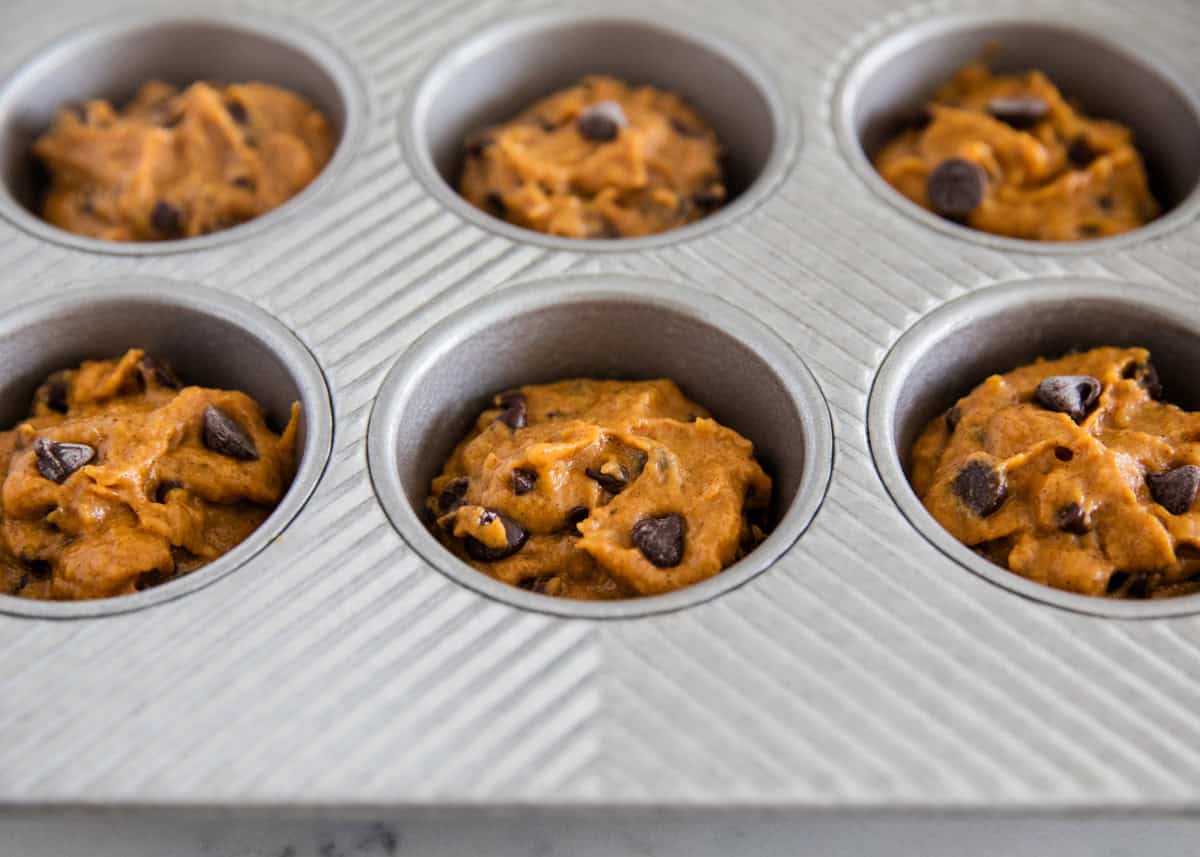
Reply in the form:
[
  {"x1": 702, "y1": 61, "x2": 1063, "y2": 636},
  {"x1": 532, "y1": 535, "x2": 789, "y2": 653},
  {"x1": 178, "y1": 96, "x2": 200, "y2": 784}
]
[
  {"x1": 868, "y1": 277, "x2": 1200, "y2": 618},
  {"x1": 0, "y1": 278, "x2": 333, "y2": 618},
  {"x1": 366, "y1": 274, "x2": 833, "y2": 618},
  {"x1": 401, "y1": 11, "x2": 796, "y2": 251},
  {"x1": 834, "y1": 11, "x2": 1200, "y2": 252},
  {"x1": 0, "y1": 10, "x2": 365, "y2": 254}
]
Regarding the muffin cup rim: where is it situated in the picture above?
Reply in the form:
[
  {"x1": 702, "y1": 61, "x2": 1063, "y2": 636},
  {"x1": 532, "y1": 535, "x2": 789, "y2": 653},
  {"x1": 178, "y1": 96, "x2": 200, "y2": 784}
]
[
  {"x1": 366, "y1": 273, "x2": 834, "y2": 620},
  {"x1": 0, "y1": 276, "x2": 335, "y2": 619},
  {"x1": 0, "y1": 7, "x2": 368, "y2": 256},
  {"x1": 867, "y1": 276, "x2": 1200, "y2": 619},
  {"x1": 398, "y1": 8, "x2": 799, "y2": 253},
  {"x1": 832, "y1": 9, "x2": 1200, "y2": 254}
]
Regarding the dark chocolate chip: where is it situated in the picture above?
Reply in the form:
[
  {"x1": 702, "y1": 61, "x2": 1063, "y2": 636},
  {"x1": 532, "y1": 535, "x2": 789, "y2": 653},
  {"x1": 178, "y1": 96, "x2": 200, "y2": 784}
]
[
  {"x1": 484, "y1": 192, "x2": 506, "y2": 218},
  {"x1": 464, "y1": 509, "x2": 528, "y2": 562},
  {"x1": 437, "y1": 477, "x2": 469, "y2": 514},
  {"x1": 1056, "y1": 502, "x2": 1090, "y2": 534},
  {"x1": 986, "y1": 96, "x2": 1050, "y2": 129},
  {"x1": 1123, "y1": 360, "x2": 1162, "y2": 400},
  {"x1": 927, "y1": 158, "x2": 986, "y2": 219},
  {"x1": 25, "y1": 559, "x2": 51, "y2": 580},
  {"x1": 1054, "y1": 446, "x2": 1074, "y2": 462},
  {"x1": 1106, "y1": 571, "x2": 1131, "y2": 596},
  {"x1": 497, "y1": 391, "x2": 527, "y2": 430},
  {"x1": 518, "y1": 575, "x2": 555, "y2": 593},
  {"x1": 631, "y1": 513, "x2": 686, "y2": 568},
  {"x1": 952, "y1": 460, "x2": 1007, "y2": 518},
  {"x1": 140, "y1": 354, "x2": 181, "y2": 389},
  {"x1": 586, "y1": 465, "x2": 630, "y2": 494},
  {"x1": 34, "y1": 439, "x2": 95, "y2": 484},
  {"x1": 135, "y1": 568, "x2": 173, "y2": 591},
  {"x1": 1035, "y1": 375, "x2": 1102, "y2": 423},
  {"x1": 151, "y1": 200, "x2": 184, "y2": 237},
  {"x1": 946, "y1": 405, "x2": 961, "y2": 433},
  {"x1": 202, "y1": 406, "x2": 258, "y2": 461},
  {"x1": 154, "y1": 481, "x2": 183, "y2": 504},
  {"x1": 1068, "y1": 137, "x2": 1097, "y2": 168},
  {"x1": 576, "y1": 100, "x2": 628, "y2": 142},
  {"x1": 563, "y1": 505, "x2": 589, "y2": 532},
  {"x1": 232, "y1": 176, "x2": 256, "y2": 192},
  {"x1": 41, "y1": 377, "x2": 68, "y2": 414},
  {"x1": 511, "y1": 467, "x2": 538, "y2": 496},
  {"x1": 225, "y1": 99, "x2": 248, "y2": 124},
  {"x1": 1147, "y1": 465, "x2": 1200, "y2": 515}
]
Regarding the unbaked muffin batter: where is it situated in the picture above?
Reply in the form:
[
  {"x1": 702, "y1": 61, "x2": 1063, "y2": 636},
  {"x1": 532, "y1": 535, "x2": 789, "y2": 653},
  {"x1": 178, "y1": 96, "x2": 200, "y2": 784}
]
[
  {"x1": 874, "y1": 63, "x2": 1159, "y2": 241},
  {"x1": 0, "y1": 349, "x2": 299, "y2": 600},
  {"x1": 428, "y1": 380, "x2": 771, "y2": 599},
  {"x1": 459, "y1": 76, "x2": 726, "y2": 239},
  {"x1": 33, "y1": 80, "x2": 335, "y2": 241},
  {"x1": 911, "y1": 347, "x2": 1200, "y2": 598}
]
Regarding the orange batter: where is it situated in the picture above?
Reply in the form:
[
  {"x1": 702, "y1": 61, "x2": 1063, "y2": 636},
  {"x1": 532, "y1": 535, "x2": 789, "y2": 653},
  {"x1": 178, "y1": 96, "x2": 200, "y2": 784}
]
[
  {"x1": 874, "y1": 63, "x2": 1159, "y2": 241},
  {"x1": 911, "y1": 347, "x2": 1200, "y2": 598},
  {"x1": 428, "y1": 379, "x2": 771, "y2": 599},
  {"x1": 0, "y1": 350, "x2": 299, "y2": 601},
  {"x1": 459, "y1": 76, "x2": 726, "y2": 239},
  {"x1": 33, "y1": 80, "x2": 335, "y2": 241}
]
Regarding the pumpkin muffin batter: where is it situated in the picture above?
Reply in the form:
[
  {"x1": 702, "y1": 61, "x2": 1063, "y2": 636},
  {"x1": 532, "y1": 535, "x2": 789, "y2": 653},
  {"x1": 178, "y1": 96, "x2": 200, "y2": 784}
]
[
  {"x1": 911, "y1": 347, "x2": 1200, "y2": 599},
  {"x1": 0, "y1": 349, "x2": 299, "y2": 601},
  {"x1": 874, "y1": 62, "x2": 1159, "y2": 241},
  {"x1": 458, "y1": 76, "x2": 726, "y2": 239},
  {"x1": 428, "y1": 380, "x2": 771, "y2": 599},
  {"x1": 33, "y1": 80, "x2": 335, "y2": 241}
]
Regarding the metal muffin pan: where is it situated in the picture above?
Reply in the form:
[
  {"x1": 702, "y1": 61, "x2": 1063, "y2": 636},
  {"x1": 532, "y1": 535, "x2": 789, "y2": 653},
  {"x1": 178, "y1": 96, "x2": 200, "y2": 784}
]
[
  {"x1": 367, "y1": 275, "x2": 833, "y2": 618},
  {"x1": 0, "y1": 9, "x2": 367, "y2": 254},
  {"x1": 0, "y1": 278, "x2": 334, "y2": 618},
  {"x1": 3, "y1": 0, "x2": 1200, "y2": 854}
]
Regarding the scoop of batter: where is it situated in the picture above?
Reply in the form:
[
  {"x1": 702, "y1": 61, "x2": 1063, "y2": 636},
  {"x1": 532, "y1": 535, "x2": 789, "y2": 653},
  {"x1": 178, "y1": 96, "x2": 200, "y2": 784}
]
[
  {"x1": 33, "y1": 80, "x2": 335, "y2": 241},
  {"x1": 458, "y1": 76, "x2": 726, "y2": 239},
  {"x1": 428, "y1": 380, "x2": 771, "y2": 599},
  {"x1": 911, "y1": 347, "x2": 1200, "y2": 598},
  {"x1": 874, "y1": 63, "x2": 1159, "y2": 241},
  {"x1": 0, "y1": 349, "x2": 299, "y2": 600}
]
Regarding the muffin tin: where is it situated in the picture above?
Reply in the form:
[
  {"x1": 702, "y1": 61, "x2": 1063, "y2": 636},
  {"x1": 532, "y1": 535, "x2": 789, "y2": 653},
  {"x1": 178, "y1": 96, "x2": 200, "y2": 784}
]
[{"x1": 2, "y1": 1, "x2": 1200, "y2": 855}]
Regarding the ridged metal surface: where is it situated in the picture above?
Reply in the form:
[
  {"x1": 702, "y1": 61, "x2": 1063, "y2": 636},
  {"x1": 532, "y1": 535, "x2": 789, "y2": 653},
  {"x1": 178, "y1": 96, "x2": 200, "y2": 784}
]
[{"x1": 1, "y1": 0, "x2": 1199, "y2": 818}]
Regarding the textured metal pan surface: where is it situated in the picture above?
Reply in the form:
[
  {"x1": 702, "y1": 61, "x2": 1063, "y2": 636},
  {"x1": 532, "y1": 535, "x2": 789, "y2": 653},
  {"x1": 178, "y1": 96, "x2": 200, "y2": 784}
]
[{"x1": 0, "y1": 0, "x2": 1199, "y2": 824}]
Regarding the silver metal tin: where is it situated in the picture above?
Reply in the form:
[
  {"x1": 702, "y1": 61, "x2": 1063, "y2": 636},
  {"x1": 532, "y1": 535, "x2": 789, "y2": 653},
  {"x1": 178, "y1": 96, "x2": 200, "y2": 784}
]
[
  {"x1": 367, "y1": 275, "x2": 833, "y2": 618},
  {"x1": 2, "y1": 0, "x2": 1200, "y2": 854},
  {"x1": 0, "y1": 10, "x2": 367, "y2": 254},
  {"x1": 0, "y1": 278, "x2": 334, "y2": 618},
  {"x1": 868, "y1": 277, "x2": 1200, "y2": 619},
  {"x1": 401, "y1": 11, "x2": 797, "y2": 252}
]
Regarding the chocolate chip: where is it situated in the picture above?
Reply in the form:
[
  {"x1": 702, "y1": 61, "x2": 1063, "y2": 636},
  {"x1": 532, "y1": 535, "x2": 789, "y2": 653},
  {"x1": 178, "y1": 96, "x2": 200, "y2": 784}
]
[
  {"x1": 225, "y1": 99, "x2": 248, "y2": 124},
  {"x1": 1106, "y1": 571, "x2": 1131, "y2": 596},
  {"x1": 631, "y1": 513, "x2": 686, "y2": 568},
  {"x1": 232, "y1": 176, "x2": 256, "y2": 192},
  {"x1": 25, "y1": 559, "x2": 51, "y2": 580},
  {"x1": 1056, "y1": 502, "x2": 1090, "y2": 534},
  {"x1": 927, "y1": 158, "x2": 986, "y2": 219},
  {"x1": 586, "y1": 465, "x2": 630, "y2": 494},
  {"x1": 518, "y1": 575, "x2": 555, "y2": 593},
  {"x1": 1147, "y1": 465, "x2": 1200, "y2": 515},
  {"x1": 1035, "y1": 375, "x2": 1102, "y2": 422},
  {"x1": 986, "y1": 96, "x2": 1050, "y2": 129},
  {"x1": 154, "y1": 481, "x2": 183, "y2": 504},
  {"x1": 1123, "y1": 360, "x2": 1162, "y2": 400},
  {"x1": 946, "y1": 405, "x2": 961, "y2": 433},
  {"x1": 952, "y1": 460, "x2": 1007, "y2": 517},
  {"x1": 151, "y1": 200, "x2": 183, "y2": 237},
  {"x1": 576, "y1": 100, "x2": 628, "y2": 142},
  {"x1": 497, "y1": 391, "x2": 526, "y2": 430},
  {"x1": 202, "y1": 406, "x2": 258, "y2": 461},
  {"x1": 484, "y1": 192, "x2": 506, "y2": 218},
  {"x1": 34, "y1": 439, "x2": 95, "y2": 484},
  {"x1": 464, "y1": 509, "x2": 528, "y2": 562},
  {"x1": 563, "y1": 505, "x2": 589, "y2": 532},
  {"x1": 40, "y1": 376, "x2": 68, "y2": 414},
  {"x1": 135, "y1": 568, "x2": 173, "y2": 591},
  {"x1": 140, "y1": 355, "x2": 180, "y2": 389},
  {"x1": 1054, "y1": 446, "x2": 1074, "y2": 462},
  {"x1": 437, "y1": 477, "x2": 469, "y2": 514},
  {"x1": 511, "y1": 468, "x2": 538, "y2": 496},
  {"x1": 1068, "y1": 137, "x2": 1097, "y2": 168}
]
